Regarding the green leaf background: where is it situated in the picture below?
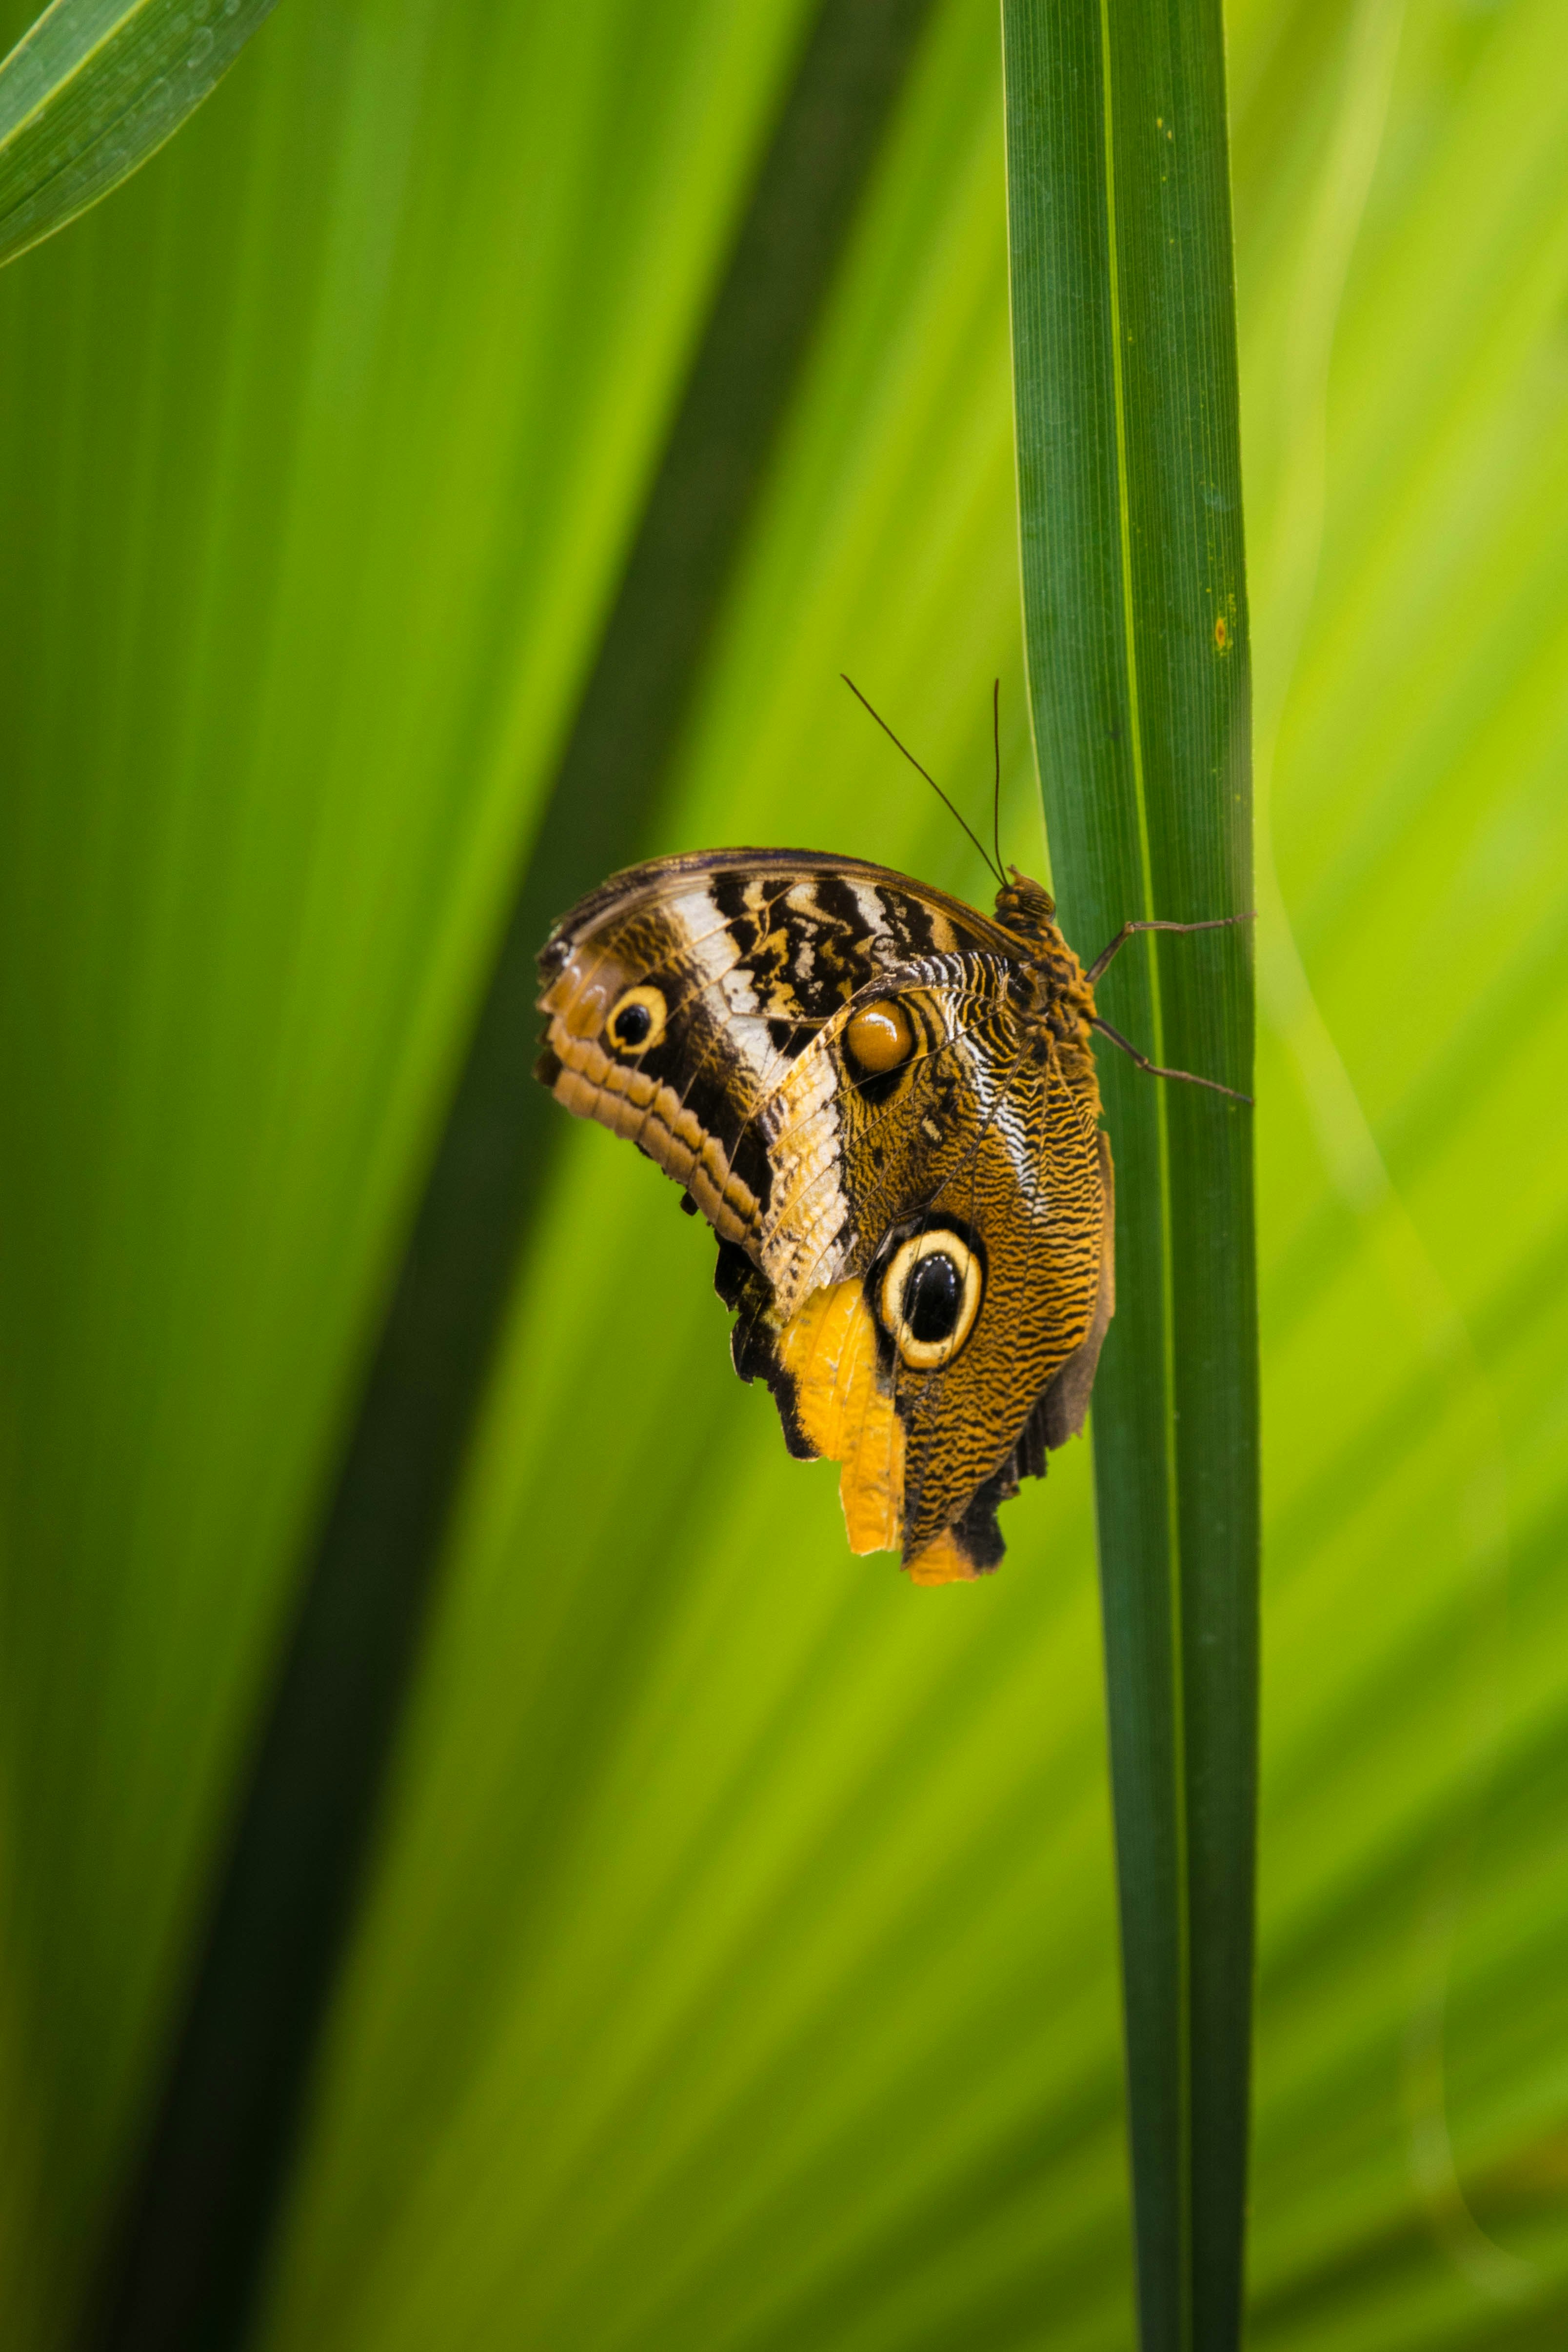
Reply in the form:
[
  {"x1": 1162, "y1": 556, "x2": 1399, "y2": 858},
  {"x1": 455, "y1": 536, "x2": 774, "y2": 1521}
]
[{"x1": 2, "y1": 0, "x2": 1568, "y2": 2346}]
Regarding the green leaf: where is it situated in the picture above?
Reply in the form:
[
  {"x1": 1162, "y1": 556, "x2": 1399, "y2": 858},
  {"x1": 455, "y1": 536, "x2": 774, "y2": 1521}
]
[
  {"x1": 0, "y1": 0, "x2": 282, "y2": 267},
  {"x1": 1002, "y1": 2, "x2": 1257, "y2": 2346}
]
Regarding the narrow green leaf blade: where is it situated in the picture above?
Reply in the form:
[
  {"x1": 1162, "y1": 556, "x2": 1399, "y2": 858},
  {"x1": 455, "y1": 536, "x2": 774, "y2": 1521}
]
[
  {"x1": 1002, "y1": 3, "x2": 1258, "y2": 2346},
  {"x1": 0, "y1": 0, "x2": 281, "y2": 267}
]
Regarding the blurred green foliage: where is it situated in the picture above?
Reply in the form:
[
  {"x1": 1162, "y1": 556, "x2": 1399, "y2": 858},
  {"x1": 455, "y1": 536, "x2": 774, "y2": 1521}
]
[{"x1": 1, "y1": 0, "x2": 1567, "y2": 2347}]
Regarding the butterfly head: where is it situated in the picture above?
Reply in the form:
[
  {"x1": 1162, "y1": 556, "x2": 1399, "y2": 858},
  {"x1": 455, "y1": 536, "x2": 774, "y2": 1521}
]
[
  {"x1": 991, "y1": 868, "x2": 1057, "y2": 944},
  {"x1": 990, "y1": 866, "x2": 1100, "y2": 1040}
]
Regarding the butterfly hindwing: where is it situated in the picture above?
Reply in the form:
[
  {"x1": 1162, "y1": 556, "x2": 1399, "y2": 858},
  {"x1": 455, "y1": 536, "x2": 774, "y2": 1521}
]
[{"x1": 730, "y1": 955, "x2": 1112, "y2": 1577}]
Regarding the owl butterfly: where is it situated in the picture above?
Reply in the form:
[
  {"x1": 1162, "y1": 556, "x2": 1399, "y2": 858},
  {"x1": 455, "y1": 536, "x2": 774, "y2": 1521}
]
[{"x1": 536, "y1": 844, "x2": 1245, "y2": 1586}]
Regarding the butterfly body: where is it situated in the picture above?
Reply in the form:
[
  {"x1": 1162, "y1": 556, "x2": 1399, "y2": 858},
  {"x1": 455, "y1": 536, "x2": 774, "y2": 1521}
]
[{"x1": 536, "y1": 850, "x2": 1113, "y2": 1584}]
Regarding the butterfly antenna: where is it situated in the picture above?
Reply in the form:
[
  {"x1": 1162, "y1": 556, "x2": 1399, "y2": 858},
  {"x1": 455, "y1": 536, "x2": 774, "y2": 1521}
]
[
  {"x1": 991, "y1": 678, "x2": 1003, "y2": 880},
  {"x1": 841, "y1": 674, "x2": 1005, "y2": 886}
]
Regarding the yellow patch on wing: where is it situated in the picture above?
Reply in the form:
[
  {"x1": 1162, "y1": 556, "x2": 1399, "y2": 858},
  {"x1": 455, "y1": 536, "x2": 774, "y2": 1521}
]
[
  {"x1": 773, "y1": 1278, "x2": 979, "y2": 1583},
  {"x1": 903, "y1": 1530, "x2": 979, "y2": 1587}
]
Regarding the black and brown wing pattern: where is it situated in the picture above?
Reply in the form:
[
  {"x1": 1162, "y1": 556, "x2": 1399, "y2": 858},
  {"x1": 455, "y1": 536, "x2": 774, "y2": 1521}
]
[
  {"x1": 536, "y1": 851, "x2": 1005, "y2": 1246},
  {"x1": 536, "y1": 851, "x2": 1113, "y2": 1583}
]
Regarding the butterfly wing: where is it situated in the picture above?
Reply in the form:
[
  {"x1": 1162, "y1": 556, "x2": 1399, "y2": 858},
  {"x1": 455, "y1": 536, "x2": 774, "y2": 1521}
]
[
  {"x1": 728, "y1": 953, "x2": 1113, "y2": 1580},
  {"x1": 536, "y1": 850, "x2": 1009, "y2": 1251},
  {"x1": 536, "y1": 852, "x2": 1112, "y2": 1581}
]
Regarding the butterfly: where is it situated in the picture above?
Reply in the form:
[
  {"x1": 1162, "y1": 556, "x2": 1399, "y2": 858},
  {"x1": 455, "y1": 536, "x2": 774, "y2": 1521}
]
[
  {"x1": 535, "y1": 844, "x2": 1247, "y2": 1588},
  {"x1": 534, "y1": 693, "x2": 1247, "y2": 1586}
]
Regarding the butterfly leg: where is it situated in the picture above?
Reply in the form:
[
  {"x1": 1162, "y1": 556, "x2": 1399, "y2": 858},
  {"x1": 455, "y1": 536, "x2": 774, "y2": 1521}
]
[
  {"x1": 1090, "y1": 1015, "x2": 1252, "y2": 1104},
  {"x1": 1083, "y1": 911, "x2": 1255, "y2": 987}
]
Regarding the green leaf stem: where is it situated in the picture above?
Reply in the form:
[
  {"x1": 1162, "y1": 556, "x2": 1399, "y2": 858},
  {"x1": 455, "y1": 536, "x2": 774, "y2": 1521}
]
[{"x1": 1003, "y1": 4, "x2": 1257, "y2": 2345}]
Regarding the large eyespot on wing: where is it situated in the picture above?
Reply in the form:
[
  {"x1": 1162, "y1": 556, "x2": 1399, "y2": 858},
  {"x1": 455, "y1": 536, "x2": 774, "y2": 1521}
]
[{"x1": 878, "y1": 1229, "x2": 983, "y2": 1371}]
